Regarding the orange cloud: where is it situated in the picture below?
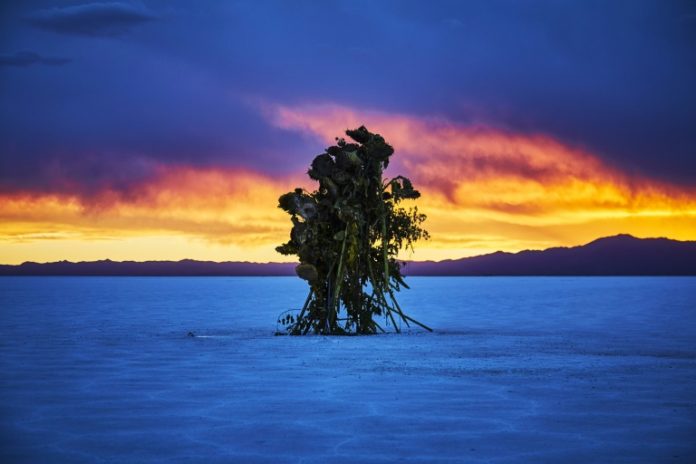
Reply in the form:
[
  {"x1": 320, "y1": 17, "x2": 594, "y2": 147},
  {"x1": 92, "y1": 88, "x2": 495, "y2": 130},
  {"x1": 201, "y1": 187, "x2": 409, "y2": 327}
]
[
  {"x1": 1, "y1": 103, "x2": 694, "y2": 264},
  {"x1": 266, "y1": 102, "x2": 696, "y2": 258},
  {"x1": 0, "y1": 166, "x2": 307, "y2": 264},
  {"x1": 268, "y1": 102, "x2": 693, "y2": 205}
]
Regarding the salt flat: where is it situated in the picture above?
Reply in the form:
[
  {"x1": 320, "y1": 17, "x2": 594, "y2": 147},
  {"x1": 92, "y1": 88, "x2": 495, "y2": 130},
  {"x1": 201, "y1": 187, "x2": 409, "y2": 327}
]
[{"x1": 1, "y1": 276, "x2": 695, "y2": 463}]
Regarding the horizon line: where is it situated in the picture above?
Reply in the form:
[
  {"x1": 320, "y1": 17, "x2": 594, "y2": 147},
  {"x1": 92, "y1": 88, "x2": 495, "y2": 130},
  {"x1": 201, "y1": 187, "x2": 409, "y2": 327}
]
[{"x1": 2, "y1": 233, "x2": 692, "y2": 267}]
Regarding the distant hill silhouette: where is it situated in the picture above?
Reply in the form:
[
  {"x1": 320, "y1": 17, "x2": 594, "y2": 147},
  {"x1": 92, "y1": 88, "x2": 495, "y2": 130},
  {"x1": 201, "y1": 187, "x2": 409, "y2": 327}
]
[
  {"x1": 403, "y1": 234, "x2": 696, "y2": 275},
  {"x1": 0, "y1": 235, "x2": 694, "y2": 276},
  {"x1": 0, "y1": 259, "x2": 296, "y2": 276}
]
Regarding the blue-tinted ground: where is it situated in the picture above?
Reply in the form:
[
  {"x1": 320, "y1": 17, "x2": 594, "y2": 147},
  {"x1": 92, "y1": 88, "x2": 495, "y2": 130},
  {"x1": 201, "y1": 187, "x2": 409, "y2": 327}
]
[{"x1": 0, "y1": 277, "x2": 695, "y2": 463}]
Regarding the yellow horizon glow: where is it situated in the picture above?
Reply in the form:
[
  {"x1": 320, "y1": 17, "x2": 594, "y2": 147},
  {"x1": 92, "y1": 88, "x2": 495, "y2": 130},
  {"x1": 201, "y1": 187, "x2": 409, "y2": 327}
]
[{"x1": 1, "y1": 103, "x2": 695, "y2": 265}]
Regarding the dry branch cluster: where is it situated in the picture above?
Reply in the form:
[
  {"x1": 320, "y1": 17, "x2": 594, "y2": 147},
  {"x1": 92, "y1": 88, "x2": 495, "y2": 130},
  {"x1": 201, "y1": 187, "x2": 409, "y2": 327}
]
[{"x1": 276, "y1": 126, "x2": 430, "y2": 335}]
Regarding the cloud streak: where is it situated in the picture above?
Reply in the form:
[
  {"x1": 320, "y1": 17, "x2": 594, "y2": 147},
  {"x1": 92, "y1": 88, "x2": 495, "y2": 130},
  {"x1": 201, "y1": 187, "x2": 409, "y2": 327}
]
[
  {"x1": 266, "y1": 102, "x2": 695, "y2": 216},
  {"x1": 0, "y1": 51, "x2": 71, "y2": 67},
  {"x1": 261, "y1": 102, "x2": 696, "y2": 259},
  {"x1": 0, "y1": 165, "x2": 313, "y2": 263},
  {"x1": 26, "y1": 2, "x2": 156, "y2": 37},
  {"x1": 0, "y1": 154, "x2": 694, "y2": 265}
]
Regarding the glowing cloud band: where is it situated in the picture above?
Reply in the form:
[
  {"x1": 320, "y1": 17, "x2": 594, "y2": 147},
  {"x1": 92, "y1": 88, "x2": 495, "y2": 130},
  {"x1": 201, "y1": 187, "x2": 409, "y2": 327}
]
[{"x1": 1, "y1": 103, "x2": 694, "y2": 264}]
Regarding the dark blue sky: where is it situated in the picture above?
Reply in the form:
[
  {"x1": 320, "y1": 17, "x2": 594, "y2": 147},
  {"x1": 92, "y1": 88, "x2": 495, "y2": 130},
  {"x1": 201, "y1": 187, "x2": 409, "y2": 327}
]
[{"x1": 1, "y1": 0, "x2": 695, "y2": 195}]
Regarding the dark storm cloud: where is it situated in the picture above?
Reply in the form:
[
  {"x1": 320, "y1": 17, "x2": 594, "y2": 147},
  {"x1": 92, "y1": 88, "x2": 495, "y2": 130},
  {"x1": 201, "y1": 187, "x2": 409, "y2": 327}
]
[
  {"x1": 0, "y1": 51, "x2": 71, "y2": 67},
  {"x1": 1, "y1": 0, "x2": 695, "y2": 196},
  {"x1": 26, "y1": 2, "x2": 156, "y2": 37}
]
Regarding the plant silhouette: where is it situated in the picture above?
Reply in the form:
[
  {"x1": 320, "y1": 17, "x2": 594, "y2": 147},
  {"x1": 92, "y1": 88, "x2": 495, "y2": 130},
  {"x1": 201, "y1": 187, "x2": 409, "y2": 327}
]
[{"x1": 276, "y1": 126, "x2": 431, "y2": 335}]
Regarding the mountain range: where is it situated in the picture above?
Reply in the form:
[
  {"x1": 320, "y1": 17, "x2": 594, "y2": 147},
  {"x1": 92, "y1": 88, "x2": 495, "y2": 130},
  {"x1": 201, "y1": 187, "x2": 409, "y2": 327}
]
[{"x1": 1, "y1": 235, "x2": 694, "y2": 276}]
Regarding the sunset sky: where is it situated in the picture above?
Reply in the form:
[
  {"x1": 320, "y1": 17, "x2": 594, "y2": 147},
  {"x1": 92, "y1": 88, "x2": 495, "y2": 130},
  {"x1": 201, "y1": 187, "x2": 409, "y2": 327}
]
[{"x1": 1, "y1": 0, "x2": 695, "y2": 264}]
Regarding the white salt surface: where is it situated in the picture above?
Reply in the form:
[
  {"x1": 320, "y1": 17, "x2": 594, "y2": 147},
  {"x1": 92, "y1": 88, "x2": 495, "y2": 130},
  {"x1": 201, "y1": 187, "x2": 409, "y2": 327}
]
[{"x1": 0, "y1": 276, "x2": 695, "y2": 463}]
